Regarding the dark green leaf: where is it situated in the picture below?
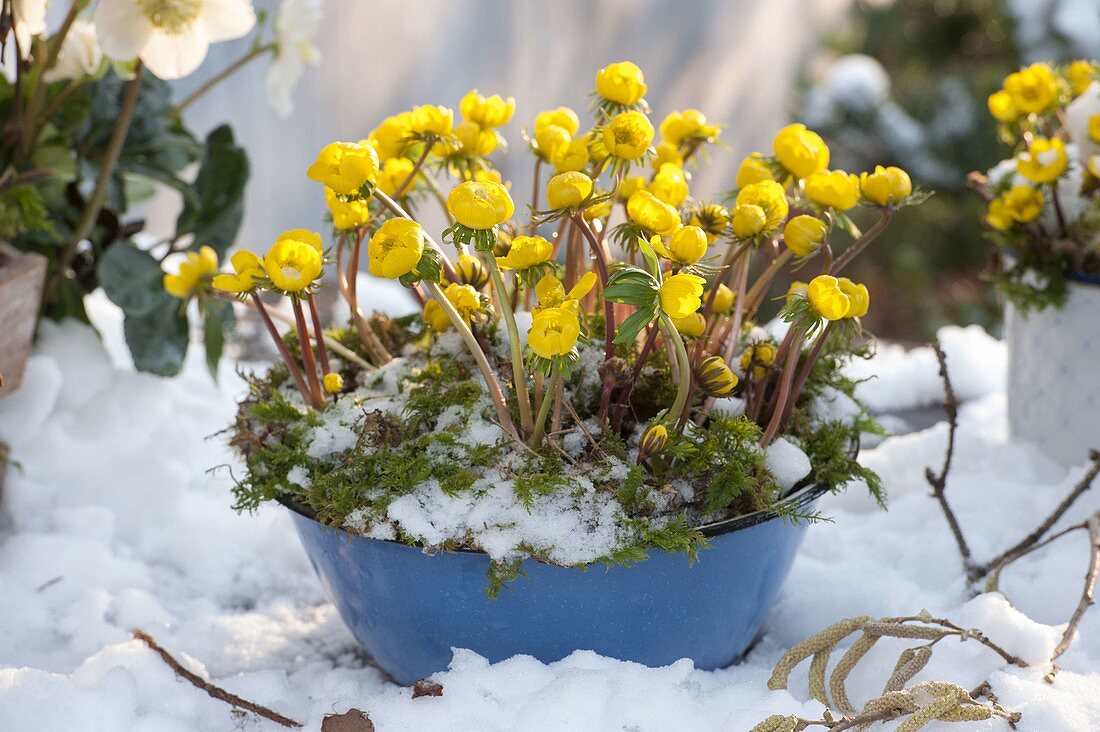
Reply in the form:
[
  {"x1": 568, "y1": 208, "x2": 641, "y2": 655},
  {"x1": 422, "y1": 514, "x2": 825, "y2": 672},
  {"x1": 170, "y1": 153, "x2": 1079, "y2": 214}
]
[
  {"x1": 202, "y1": 298, "x2": 234, "y2": 379},
  {"x1": 175, "y1": 124, "x2": 249, "y2": 257},
  {"x1": 123, "y1": 295, "x2": 189, "y2": 376},
  {"x1": 614, "y1": 306, "x2": 656, "y2": 344},
  {"x1": 98, "y1": 241, "x2": 165, "y2": 316}
]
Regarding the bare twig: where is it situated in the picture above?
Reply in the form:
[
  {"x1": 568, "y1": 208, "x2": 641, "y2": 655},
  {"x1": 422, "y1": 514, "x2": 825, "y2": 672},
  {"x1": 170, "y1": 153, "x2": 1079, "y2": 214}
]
[
  {"x1": 132, "y1": 630, "x2": 302, "y2": 728},
  {"x1": 924, "y1": 343, "x2": 975, "y2": 576},
  {"x1": 1049, "y1": 512, "x2": 1100, "y2": 674}
]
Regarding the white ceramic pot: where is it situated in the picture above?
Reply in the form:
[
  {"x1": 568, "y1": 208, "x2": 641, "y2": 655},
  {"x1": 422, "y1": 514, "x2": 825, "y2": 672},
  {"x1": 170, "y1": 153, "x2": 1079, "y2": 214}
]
[{"x1": 1006, "y1": 275, "x2": 1100, "y2": 468}]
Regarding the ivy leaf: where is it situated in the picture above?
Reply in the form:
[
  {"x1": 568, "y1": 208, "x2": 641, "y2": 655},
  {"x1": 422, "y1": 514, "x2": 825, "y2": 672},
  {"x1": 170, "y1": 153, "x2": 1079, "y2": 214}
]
[
  {"x1": 123, "y1": 295, "x2": 189, "y2": 376},
  {"x1": 175, "y1": 124, "x2": 249, "y2": 257},
  {"x1": 98, "y1": 241, "x2": 165, "y2": 317}
]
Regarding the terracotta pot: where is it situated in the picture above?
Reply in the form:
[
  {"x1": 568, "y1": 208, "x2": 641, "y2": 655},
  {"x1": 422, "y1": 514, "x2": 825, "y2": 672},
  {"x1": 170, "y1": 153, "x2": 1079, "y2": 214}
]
[{"x1": 0, "y1": 243, "x2": 47, "y2": 399}]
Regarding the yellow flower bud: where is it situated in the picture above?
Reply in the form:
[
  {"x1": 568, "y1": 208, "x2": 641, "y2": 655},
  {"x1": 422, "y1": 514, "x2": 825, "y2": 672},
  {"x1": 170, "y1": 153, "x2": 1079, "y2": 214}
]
[
  {"x1": 534, "y1": 107, "x2": 580, "y2": 137},
  {"x1": 307, "y1": 142, "x2": 380, "y2": 197},
  {"x1": 618, "y1": 175, "x2": 647, "y2": 201},
  {"x1": 786, "y1": 280, "x2": 808, "y2": 304},
  {"x1": 652, "y1": 226, "x2": 708, "y2": 266},
  {"x1": 736, "y1": 153, "x2": 774, "y2": 188},
  {"x1": 322, "y1": 372, "x2": 344, "y2": 394},
  {"x1": 368, "y1": 218, "x2": 425, "y2": 279},
  {"x1": 689, "y1": 203, "x2": 730, "y2": 243},
  {"x1": 264, "y1": 236, "x2": 323, "y2": 293},
  {"x1": 375, "y1": 157, "x2": 416, "y2": 198},
  {"x1": 595, "y1": 61, "x2": 648, "y2": 106},
  {"x1": 672, "y1": 312, "x2": 706, "y2": 338},
  {"x1": 740, "y1": 342, "x2": 777, "y2": 380},
  {"x1": 859, "y1": 165, "x2": 912, "y2": 207},
  {"x1": 425, "y1": 282, "x2": 482, "y2": 331},
  {"x1": 164, "y1": 245, "x2": 218, "y2": 299},
  {"x1": 325, "y1": 187, "x2": 372, "y2": 230},
  {"x1": 649, "y1": 163, "x2": 689, "y2": 207},
  {"x1": 985, "y1": 198, "x2": 1014, "y2": 231},
  {"x1": 1067, "y1": 60, "x2": 1098, "y2": 96},
  {"x1": 546, "y1": 171, "x2": 594, "y2": 210},
  {"x1": 837, "y1": 277, "x2": 869, "y2": 319},
  {"x1": 638, "y1": 422, "x2": 669, "y2": 460},
  {"x1": 497, "y1": 235, "x2": 553, "y2": 271},
  {"x1": 658, "y1": 272, "x2": 706, "y2": 319},
  {"x1": 408, "y1": 104, "x2": 454, "y2": 137},
  {"x1": 627, "y1": 189, "x2": 682, "y2": 236},
  {"x1": 422, "y1": 299, "x2": 451, "y2": 332},
  {"x1": 999, "y1": 185, "x2": 1044, "y2": 224},
  {"x1": 735, "y1": 179, "x2": 789, "y2": 230},
  {"x1": 805, "y1": 170, "x2": 861, "y2": 211},
  {"x1": 454, "y1": 120, "x2": 498, "y2": 156},
  {"x1": 732, "y1": 204, "x2": 767, "y2": 238},
  {"x1": 806, "y1": 274, "x2": 851, "y2": 321},
  {"x1": 659, "y1": 109, "x2": 718, "y2": 145},
  {"x1": 710, "y1": 283, "x2": 735, "y2": 314},
  {"x1": 1016, "y1": 137, "x2": 1068, "y2": 184},
  {"x1": 447, "y1": 180, "x2": 515, "y2": 229},
  {"x1": 550, "y1": 136, "x2": 591, "y2": 172},
  {"x1": 534, "y1": 123, "x2": 572, "y2": 162},
  {"x1": 783, "y1": 215, "x2": 827, "y2": 257},
  {"x1": 368, "y1": 113, "x2": 413, "y2": 161},
  {"x1": 458, "y1": 252, "x2": 489, "y2": 289},
  {"x1": 772, "y1": 123, "x2": 830, "y2": 179},
  {"x1": 651, "y1": 140, "x2": 683, "y2": 170},
  {"x1": 527, "y1": 306, "x2": 582, "y2": 359},
  {"x1": 695, "y1": 355, "x2": 739, "y2": 397},
  {"x1": 1004, "y1": 63, "x2": 1060, "y2": 114},
  {"x1": 603, "y1": 110, "x2": 655, "y2": 161},
  {"x1": 212, "y1": 250, "x2": 264, "y2": 294},
  {"x1": 459, "y1": 89, "x2": 515, "y2": 128},
  {"x1": 987, "y1": 90, "x2": 1019, "y2": 123}
]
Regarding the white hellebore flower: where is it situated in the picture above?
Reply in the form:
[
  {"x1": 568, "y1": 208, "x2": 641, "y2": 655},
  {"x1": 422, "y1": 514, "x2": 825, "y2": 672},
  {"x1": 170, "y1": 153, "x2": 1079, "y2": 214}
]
[
  {"x1": 266, "y1": 0, "x2": 322, "y2": 117},
  {"x1": 94, "y1": 0, "x2": 256, "y2": 80},
  {"x1": 1067, "y1": 82, "x2": 1100, "y2": 163},
  {"x1": 10, "y1": 0, "x2": 49, "y2": 57},
  {"x1": 43, "y1": 20, "x2": 103, "y2": 83}
]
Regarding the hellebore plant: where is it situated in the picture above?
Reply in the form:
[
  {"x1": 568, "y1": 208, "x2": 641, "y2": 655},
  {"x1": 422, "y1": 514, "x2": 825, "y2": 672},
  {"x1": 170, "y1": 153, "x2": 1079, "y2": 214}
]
[
  {"x1": 973, "y1": 60, "x2": 1100, "y2": 313},
  {"x1": 221, "y1": 61, "x2": 924, "y2": 579}
]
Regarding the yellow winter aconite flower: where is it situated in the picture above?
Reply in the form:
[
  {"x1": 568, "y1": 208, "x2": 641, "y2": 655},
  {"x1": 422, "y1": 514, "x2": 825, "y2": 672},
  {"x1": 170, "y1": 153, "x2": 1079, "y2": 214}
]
[
  {"x1": 595, "y1": 61, "x2": 647, "y2": 106},
  {"x1": 213, "y1": 250, "x2": 264, "y2": 294},
  {"x1": 458, "y1": 252, "x2": 489, "y2": 289},
  {"x1": 659, "y1": 109, "x2": 719, "y2": 145},
  {"x1": 649, "y1": 163, "x2": 689, "y2": 207},
  {"x1": 534, "y1": 123, "x2": 572, "y2": 162},
  {"x1": 987, "y1": 185, "x2": 1044, "y2": 230},
  {"x1": 1090, "y1": 114, "x2": 1100, "y2": 143},
  {"x1": 325, "y1": 187, "x2": 372, "y2": 230},
  {"x1": 264, "y1": 236, "x2": 323, "y2": 293},
  {"x1": 988, "y1": 90, "x2": 1018, "y2": 123},
  {"x1": 1016, "y1": 137, "x2": 1068, "y2": 184},
  {"x1": 424, "y1": 282, "x2": 482, "y2": 332},
  {"x1": 368, "y1": 113, "x2": 413, "y2": 161},
  {"x1": 375, "y1": 157, "x2": 416, "y2": 198},
  {"x1": 603, "y1": 110, "x2": 654, "y2": 160},
  {"x1": 740, "y1": 341, "x2": 776, "y2": 379},
  {"x1": 658, "y1": 272, "x2": 706, "y2": 319},
  {"x1": 672, "y1": 312, "x2": 706, "y2": 338},
  {"x1": 772, "y1": 123, "x2": 830, "y2": 179},
  {"x1": 651, "y1": 226, "x2": 708, "y2": 265},
  {"x1": 535, "y1": 107, "x2": 580, "y2": 137},
  {"x1": 551, "y1": 136, "x2": 591, "y2": 172},
  {"x1": 528, "y1": 306, "x2": 583, "y2": 359},
  {"x1": 322, "y1": 373, "x2": 344, "y2": 394},
  {"x1": 534, "y1": 271, "x2": 597, "y2": 310},
  {"x1": 1067, "y1": 60, "x2": 1098, "y2": 96},
  {"x1": 695, "y1": 355, "x2": 738, "y2": 396},
  {"x1": 277, "y1": 228, "x2": 324, "y2": 254},
  {"x1": 731, "y1": 204, "x2": 767, "y2": 238},
  {"x1": 409, "y1": 104, "x2": 454, "y2": 137},
  {"x1": 164, "y1": 245, "x2": 218, "y2": 298},
  {"x1": 307, "y1": 141, "x2": 380, "y2": 197},
  {"x1": 459, "y1": 90, "x2": 515, "y2": 128},
  {"x1": 735, "y1": 179, "x2": 789, "y2": 230},
  {"x1": 806, "y1": 274, "x2": 850, "y2": 321},
  {"x1": 690, "y1": 203, "x2": 730, "y2": 243},
  {"x1": 627, "y1": 190, "x2": 681, "y2": 236},
  {"x1": 860, "y1": 165, "x2": 912, "y2": 206},
  {"x1": 454, "y1": 120, "x2": 498, "y2": 156},
  {"x1": 1004, "y1": 63, "x2": 1060, "y2": 114},
  {"x1": 368, "y1": 218, "x2": 425, "y2": 279},
  {"x1": 618, "y1": 175, "x2": 647, "y2": 201},
  {"x1": 422, "y1": 299, "x2": 451, "y2": 332},
  {"x1": 805, "y1": 170, "x2": 860, "y2": 211},
  {"x1": 710, "y1": 283, "x2": 735, "y2": 313},
  {"x1": 651, "y1": 141, "x2": 683, "y2": 170},
  {"x1": 783, "y1": 215, "x2": 827, "y2": 257},
  {"x1": 497, "y1": 235, "x2": 553, "y2": 270},
  {"x1": 736, "y1": 153, "x2": 774, "y2": 188},
  {"x1": 786, "y1": 280, "x2": 808, "y2": 303},
  {"x1": 447, "y1": 180, "x2": 515, "y2": 229},
  {"x1": 837, "y1": 277, "x2": 869, "y2": 318},
  {"x1": 546, "y1": 171, "x2": 594, "y2": 210}
]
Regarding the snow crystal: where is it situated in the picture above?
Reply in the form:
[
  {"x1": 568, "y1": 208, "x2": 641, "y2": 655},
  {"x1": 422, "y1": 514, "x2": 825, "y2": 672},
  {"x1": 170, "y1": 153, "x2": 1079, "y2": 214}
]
[
  {"x1": 764, "y1": 437, "x2": 811, "y2": 491},
  {"x1": 286, "y1": 466, "x2": 309, "y2": 488},
  {"x1": 305, "y1": 406, "x2": 360, "y2": 460}
]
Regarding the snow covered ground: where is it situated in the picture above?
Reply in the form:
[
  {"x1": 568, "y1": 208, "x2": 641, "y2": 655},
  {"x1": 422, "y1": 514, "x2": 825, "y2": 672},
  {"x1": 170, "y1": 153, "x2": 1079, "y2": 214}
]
[{"x1": 1, "y1": 295, "x2": 1099, "y2": 731}]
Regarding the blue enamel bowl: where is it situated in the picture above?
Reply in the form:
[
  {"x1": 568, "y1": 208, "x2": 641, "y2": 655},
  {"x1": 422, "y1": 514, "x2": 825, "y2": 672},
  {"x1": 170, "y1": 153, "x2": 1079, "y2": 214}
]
[{"x1": 285, "y1": 481, "x2": 827, "y2": 685}]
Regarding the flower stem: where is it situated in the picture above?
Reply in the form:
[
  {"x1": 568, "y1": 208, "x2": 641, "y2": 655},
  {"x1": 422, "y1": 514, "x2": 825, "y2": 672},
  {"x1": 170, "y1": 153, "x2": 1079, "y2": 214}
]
[
  {"x1": 249, "y1": 293, "x2": 314, "y2": 405},
  {"x1": 528, "y1": 158, "x2": 542, "y2": 235},
  {"x1": 485, "y1": 254, "x2": 534, "y2": 436},
  {"x1": 292, "y1": 297, "x2": 323, "y2": 405},
  {"x1": 307, "y1": 293, "x2": 332, "y2": 376},
  {"x1": 424, "y1": 279, "x2": 520, "y2": 442},
  {"x1": 373, "y1": 189, "x2": 460, "y2": 283},
  {"x1": 760, "y1": 327, "x2": 805, "y2": 447},
  {"x1": 830, "y1": 210, "x2": 893, "y2": 274},
  {"x1": 172, "y1": 43, "x2": 274, "y2": 118},
  {"x1": 659, "y1": 313, "x2": 693, "y2": 432},
  {"x1": 528, "y1": 366, "x2": 560, "y2": 448},
  {"x1": 20, "y1": 0, "x2": 80, "y2": 159},
  {"x1": 394, "y1": 143, "x2": 432, "y2": 199},
  {"x1": 572, "y1": 214, "x2": 618, "y2": 422},
  {"x1": 742, "y1": 248, "x2": 793, "y2": 314},
  {"x1": 335, "y1": 234, "x2": 394, "y2": 366}
]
